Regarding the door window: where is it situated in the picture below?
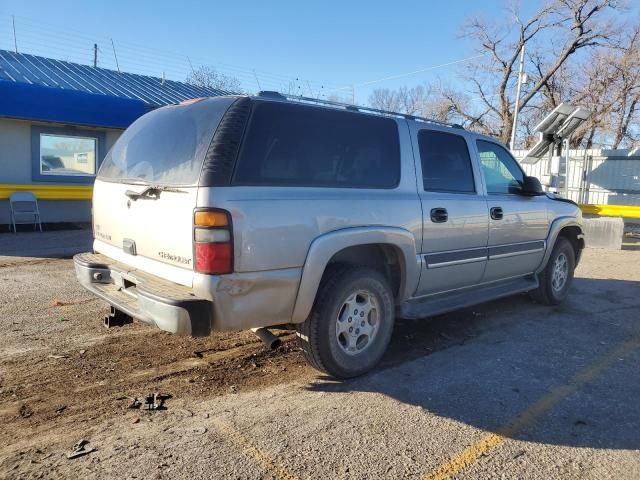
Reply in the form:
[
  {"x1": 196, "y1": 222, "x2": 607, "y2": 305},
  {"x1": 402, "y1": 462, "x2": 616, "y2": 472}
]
[
  {"x1": 417, "y1": 130, "x2": 475, "y2": 193},
  {"x1": 476, "y1": 140, "x2": 524, "y2": 194}
]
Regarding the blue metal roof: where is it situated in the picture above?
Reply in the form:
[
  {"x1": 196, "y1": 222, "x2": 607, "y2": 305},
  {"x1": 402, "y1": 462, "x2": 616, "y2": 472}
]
[
  {"x1": 0, "y1": 49, "x2": 232, "y2": 107},
  {"x1": 0, "y1": 80, "x2": 146, "y2": 129}
]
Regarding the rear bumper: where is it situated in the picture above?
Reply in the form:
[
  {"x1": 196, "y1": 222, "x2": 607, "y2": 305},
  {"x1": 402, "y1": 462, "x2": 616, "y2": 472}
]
[{"x1": 74, "y1": 252, "x2": 212, "y2": 336}]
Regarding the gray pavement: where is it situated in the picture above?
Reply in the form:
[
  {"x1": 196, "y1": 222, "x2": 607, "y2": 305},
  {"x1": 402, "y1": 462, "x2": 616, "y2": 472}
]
[
  {"x1": 0, "y1": 229, "x2": 91, "y2": 260},
  {"x1": 184, "y1": 254, "x2": 640, "y2": 480},
  {"x1": 1, "y1": 248, "x2": 639, "y2": 479}
]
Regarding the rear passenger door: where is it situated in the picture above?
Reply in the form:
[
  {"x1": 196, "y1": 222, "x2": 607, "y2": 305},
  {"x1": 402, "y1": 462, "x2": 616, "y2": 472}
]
[
  {"x1": 475, "y1": 140, "x2": 549, "y2": 282},
  {"x1": 412, "y1": 126, "x2": 489, "y2": 296}
]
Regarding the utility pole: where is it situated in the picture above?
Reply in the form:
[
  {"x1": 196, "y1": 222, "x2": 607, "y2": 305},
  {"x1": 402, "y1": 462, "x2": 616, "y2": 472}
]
[
  {"x1": 12, "y1": 16, "x2": 18, "y2": 53},
  {"x1": 93, "y1": 43, "x2": 98, "y2": 67},
  {"x1": 509, "y1": 44, "x2": 526, "y2": 151}
]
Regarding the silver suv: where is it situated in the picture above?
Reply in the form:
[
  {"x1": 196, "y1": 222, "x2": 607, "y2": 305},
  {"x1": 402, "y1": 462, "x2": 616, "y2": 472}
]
[{"x1": 74, "y1": 92, "x2": 585, "y2": 378}]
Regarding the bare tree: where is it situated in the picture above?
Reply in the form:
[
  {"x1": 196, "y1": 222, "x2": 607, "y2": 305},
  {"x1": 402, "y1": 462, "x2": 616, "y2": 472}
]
[
  {"x1": 457, "y1": 0, "x2": 621, "y2": 144},
  {"x1": 186, "y1": 66, "x2": 242, "y2": 93},
  {"x1": 369, "y1": 88, "x2": 402, "y2": 112},
  {"x1": 367, "y1": 1, "x2": 636, "y2": 149},
  {"x1": 369, "y1": 84, "x2": 456, "y2": 122},
  {"x1": 326, "y1": 93, "x2": 354, "y2": 104},
  {"x1": 609, "y1": 26, "x2": 640, "y2": 148},
  {"x1": 524, "y1": 23, "x2": 640, "y2": 149}
]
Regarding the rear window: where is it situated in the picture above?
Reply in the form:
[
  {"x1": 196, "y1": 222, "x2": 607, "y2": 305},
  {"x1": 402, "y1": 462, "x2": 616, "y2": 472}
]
[
  {"x1": 232, "y1": 102, "x2": 401, "y2": 188},
  {"x1": 418, "y1": 130, "x2": 475, "y2": 193},
  {"x1": 98, "y1": 97, "x2": 232, "y2": 185}
]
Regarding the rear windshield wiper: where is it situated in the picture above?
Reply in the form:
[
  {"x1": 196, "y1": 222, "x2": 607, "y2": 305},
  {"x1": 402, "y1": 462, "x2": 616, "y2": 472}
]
[{"x1": 125, "y1": 185, "x2": 187, "y2": 201}]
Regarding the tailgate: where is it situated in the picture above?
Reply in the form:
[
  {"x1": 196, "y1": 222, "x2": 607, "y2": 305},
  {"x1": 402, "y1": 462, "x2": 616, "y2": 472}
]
[
  {"x1": 92, "y1": 96, "x2": 238, "y2": 287},
  {"x1": 92, "y1": 179, "x2": 198, "y2": 286}
]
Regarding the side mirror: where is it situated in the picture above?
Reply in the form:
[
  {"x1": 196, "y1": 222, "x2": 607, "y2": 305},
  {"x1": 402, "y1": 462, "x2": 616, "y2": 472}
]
[{"x1": 520, "y1": 176, "x2": 544, "y2": 196}]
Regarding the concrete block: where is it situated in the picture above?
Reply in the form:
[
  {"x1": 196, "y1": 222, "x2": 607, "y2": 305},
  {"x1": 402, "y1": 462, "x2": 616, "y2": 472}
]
[{"x1": 583, "y1": 216, "x2": 624, "y2": 250}]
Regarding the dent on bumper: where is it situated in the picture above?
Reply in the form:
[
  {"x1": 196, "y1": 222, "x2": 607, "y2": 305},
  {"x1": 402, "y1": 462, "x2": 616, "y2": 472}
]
[
  {"x1": 194, "y1": 267, "x2": 302, "y2": 331},
  {"x1": 75, "y1": 252, "x2": 303, "y2": 334},
  {"x1": 74, "y1": 252, "x2": 212, "y2": 336}
]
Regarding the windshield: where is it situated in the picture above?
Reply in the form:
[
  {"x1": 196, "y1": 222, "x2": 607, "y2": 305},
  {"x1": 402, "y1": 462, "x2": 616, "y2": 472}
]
[{"x1": 98, "y1": 97, "x2": 234, "y2": 185}]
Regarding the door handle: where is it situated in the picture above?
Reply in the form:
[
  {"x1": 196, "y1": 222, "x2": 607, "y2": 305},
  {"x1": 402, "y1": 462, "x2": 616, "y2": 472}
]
[
  {"x1": 490, "y1": 207, "x2": 503, "y2": 220},
  {"x1": 430, "y1": 208, "x2": 448, "y2": 223}
]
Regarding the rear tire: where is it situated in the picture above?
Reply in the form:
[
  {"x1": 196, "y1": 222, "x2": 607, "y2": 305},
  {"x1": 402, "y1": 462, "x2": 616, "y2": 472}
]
[
  {"x1": 531, "y1": 237, "x2": 575, "y2": 305},
  {"x1": 296, "y1": 266, "x2": 395, "y2": 378}
]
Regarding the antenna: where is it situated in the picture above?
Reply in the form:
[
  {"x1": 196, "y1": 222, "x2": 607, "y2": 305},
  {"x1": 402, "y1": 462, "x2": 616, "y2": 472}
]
[
  {"x1": 187, "y1": 56, "x2": 195, "y2": 77},
  {"x1": 252, "y1": 69, "x2": 262, "y2": 91},
  {"x1": 11, "y1": 16, "x2": 18, "y2": 53},
  {"x1": 161, "y1": 71, "x2": 166, "y2": 86},
  {"x1": 93, "y1": 43, "x2": 97, "y2": 67},
  {"x1": 110, "y1": 38, "x2": 120, "y2": 72}
]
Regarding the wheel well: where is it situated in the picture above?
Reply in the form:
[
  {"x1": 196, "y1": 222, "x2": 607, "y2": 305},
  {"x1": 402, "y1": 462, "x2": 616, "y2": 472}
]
[
  {"x1": 558, "y1": 226, "x2": 584, "y2": 261},
  {"x1": 323, "y1": 244, "x2": 403, "y2": 299}
]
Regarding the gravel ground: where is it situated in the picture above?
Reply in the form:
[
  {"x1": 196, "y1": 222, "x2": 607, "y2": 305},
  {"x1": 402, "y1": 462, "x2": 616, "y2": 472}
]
[{"x1": 0, "y1": 244, "x2": 639, "y2": 479}]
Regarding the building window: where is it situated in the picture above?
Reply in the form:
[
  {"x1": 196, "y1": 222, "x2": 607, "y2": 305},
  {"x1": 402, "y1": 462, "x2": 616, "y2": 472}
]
[
  {"x1": 31, "y1": 126, "x2": 106, "y2": 184},
  {"x1": 40, "y1": 134, "x2": 97, "y2": 176}
]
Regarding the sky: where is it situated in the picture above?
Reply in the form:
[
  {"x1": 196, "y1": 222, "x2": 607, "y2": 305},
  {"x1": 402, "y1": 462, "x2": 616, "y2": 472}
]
[{"x1": 0, "y1": 1, "x2": 635, "y2": 104}]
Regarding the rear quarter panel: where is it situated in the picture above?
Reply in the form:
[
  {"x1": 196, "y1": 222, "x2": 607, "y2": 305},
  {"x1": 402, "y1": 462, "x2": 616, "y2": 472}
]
[{"x1": 196, "y1": 119, "x2": 422, "y2": 274}]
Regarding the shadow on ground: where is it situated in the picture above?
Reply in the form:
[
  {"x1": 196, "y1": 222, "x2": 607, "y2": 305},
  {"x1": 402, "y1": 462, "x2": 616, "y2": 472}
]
[
  {"x1": 308, "y1": 276, "x2": 640, "y2": 451},
  {"x1": 622, "y1": 234, "x2": 640, "y2": 251},
  {"x1": 0, "y1": 229, "x2": 91, "y2": 259}
]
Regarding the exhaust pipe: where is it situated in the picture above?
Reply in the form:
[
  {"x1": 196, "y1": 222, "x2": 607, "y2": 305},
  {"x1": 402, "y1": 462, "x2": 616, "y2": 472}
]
[{"x1": 250, "y1": 328, "x2": 282, "y2": 350}]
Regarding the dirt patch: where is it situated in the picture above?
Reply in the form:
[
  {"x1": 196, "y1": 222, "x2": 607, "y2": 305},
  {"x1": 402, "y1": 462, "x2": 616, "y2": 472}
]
[
  {"x1": 0, "y1": 327, "x2": 311, "y2": 447},
  {"x1": 0, "y1": 257, "x2": 534, "y2": 478}
]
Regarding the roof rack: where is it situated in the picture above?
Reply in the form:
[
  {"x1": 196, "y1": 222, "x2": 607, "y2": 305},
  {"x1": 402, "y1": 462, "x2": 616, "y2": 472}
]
[{"x1": 257, "y1": 91, "x2": 463, "y2": 129}]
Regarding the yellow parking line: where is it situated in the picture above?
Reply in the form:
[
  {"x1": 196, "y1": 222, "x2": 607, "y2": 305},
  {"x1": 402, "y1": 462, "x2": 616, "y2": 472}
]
[
  {"x1": 423, "y1": 336, "x2": 640, "y2": 480},
  {"x1": 214, "y1": 420, "x2": 302, "y2": 480}
]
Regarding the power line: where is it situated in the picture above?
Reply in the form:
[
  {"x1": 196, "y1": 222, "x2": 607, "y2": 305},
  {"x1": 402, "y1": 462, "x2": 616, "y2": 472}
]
[
  {"x1": 2, "y1": 14, "x2": 342, "y2": 93},
  {"x1": 3, "y1": 13, "x2": 497, "y2": 103},
  {"x1": 326, "y1": 53, "x2": 487, "y2": 94},
  {"x1": 356, "y1": 54, "x2": 486, "y2": 87},
  {"x1": 9, "y1": 14, "x2": 315, "y2": 83}
]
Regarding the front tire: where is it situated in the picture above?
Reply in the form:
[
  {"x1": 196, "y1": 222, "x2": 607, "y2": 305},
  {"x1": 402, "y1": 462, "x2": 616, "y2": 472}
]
[
  {"x1": 531, "y1": 237, "x2": 575, "y2": 305},
  {"x1": 296, "y1": 266, "x2": 395, "y2": 378}
]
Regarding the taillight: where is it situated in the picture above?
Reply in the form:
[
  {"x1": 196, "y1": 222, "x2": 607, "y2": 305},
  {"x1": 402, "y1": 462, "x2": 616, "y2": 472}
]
[{"x1": 194, "y1": 209, "x2": 233, "y2": 274}]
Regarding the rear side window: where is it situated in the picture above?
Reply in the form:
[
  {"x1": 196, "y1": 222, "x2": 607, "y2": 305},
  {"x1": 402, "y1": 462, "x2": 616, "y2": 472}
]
[
  {"x1": 233, "y1": 102, "x2": 400, "y2": 188},
  {"x1": 98, "y1": 98, "x2": 231, "y2": 185},
  {"x1": 418, "y1": 130, "x2": 475, "y2": 193}
]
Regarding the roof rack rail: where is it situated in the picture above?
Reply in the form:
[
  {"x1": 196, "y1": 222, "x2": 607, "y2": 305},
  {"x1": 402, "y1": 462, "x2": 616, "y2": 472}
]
[
  {"x1": 259, "y1": 92, "x2": 462, "y2": 129},
  {"x1": 257, "y1": 90, "x2": 285, "y2": 99}
]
